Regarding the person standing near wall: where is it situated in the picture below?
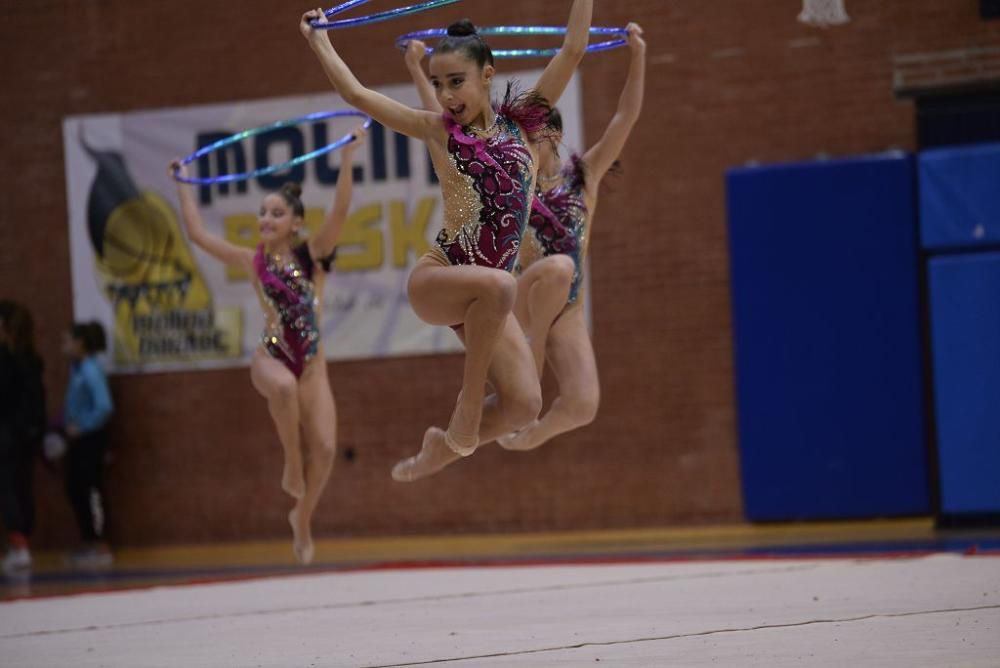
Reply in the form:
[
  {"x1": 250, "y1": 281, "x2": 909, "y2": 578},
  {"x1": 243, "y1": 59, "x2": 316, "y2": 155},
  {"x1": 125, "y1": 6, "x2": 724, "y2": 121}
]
[
  {"x1": 61, "y1": 321, "x2": 115, "y2": 567},
  {"x1": 0, "y1": 301, "x2": 46, "y2": 574}
]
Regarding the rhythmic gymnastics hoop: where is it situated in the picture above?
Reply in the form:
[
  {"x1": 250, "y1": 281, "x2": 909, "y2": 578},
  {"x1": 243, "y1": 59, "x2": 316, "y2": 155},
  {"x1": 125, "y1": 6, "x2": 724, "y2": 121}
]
[
  {"x1": 172, "y1": 110, "x2": 372, "y2": 186},
  {"x1": 396, "y1": 26, "x2": 628, "y2": 58},
  {"x1": 310, "y1": 0, "x2": 464, "y2": 31}
]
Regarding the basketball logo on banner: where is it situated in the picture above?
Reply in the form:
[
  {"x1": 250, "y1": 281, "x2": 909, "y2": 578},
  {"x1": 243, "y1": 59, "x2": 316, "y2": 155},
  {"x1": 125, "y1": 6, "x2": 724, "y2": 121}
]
[{"x1": 79, "y1": 133, "x2": 241, "y2": 365}]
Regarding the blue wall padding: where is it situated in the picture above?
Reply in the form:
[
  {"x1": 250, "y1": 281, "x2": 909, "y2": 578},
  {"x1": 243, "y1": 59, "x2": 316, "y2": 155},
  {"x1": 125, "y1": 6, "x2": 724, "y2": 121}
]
[
  {"x1": 920, "y1": 142, "x2": 1000, "y2": 250},
  {"x1": 929, "y1": 253, "x2": 1000, "y2": 515},
  {"x1": 727, "y1": 154, "x2": 929, "y2": 521}
]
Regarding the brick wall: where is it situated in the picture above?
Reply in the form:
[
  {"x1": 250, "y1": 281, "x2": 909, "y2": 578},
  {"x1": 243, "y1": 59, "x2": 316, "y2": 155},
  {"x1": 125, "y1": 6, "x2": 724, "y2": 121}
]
[{"x1": 2, "y1": 1, "x2": 998, "y2": 548}]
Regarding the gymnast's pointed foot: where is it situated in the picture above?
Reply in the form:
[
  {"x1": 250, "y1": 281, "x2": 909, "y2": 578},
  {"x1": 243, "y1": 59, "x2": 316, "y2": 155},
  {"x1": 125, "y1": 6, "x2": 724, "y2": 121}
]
[
  {"x1": 392, "y1": 427, "x2": 465, "y2": 482},
  {"x1": 288, "y1": 508, "x2": 314, "y2": 565},
  {"x1": 496, "y1": 430, "x2": 520, "y2": 449},
  {"x1": 497, "y1": 420, "x2": 542, "y2": 451}
]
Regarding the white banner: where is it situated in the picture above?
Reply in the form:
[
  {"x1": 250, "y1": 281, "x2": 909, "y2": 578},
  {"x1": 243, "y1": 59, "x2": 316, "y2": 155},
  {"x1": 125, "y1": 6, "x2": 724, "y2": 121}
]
[{"x1": 62, "y1": 70, "x2": 583, "y2": 374}]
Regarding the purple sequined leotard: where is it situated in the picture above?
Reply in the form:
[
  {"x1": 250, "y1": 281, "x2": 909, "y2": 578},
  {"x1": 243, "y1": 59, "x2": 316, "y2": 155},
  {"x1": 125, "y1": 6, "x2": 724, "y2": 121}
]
[
  {"x1": 521, "y1": 155, "x2": 589, "y2": 304},
  {"x1": 433, "y1": 88, "x2": 553, "y2": 272},
  {"x1": 254, "y1": 242, "x2": 335, "y2": 378}
]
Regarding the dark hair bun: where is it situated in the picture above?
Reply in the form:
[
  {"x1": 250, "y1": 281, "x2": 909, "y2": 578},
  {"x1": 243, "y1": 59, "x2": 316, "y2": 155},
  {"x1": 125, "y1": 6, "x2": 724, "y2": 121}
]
[
  {"x1": 446, "y1": 19, "x2": 477, "y2": 37},
  {"x1": 281, "y1": 182, "x2": 303, "y2": 200}
]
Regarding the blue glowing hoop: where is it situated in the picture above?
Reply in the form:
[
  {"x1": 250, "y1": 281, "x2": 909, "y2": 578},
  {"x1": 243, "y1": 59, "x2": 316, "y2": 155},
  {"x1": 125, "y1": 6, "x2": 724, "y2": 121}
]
[
  {"x1": 173, "y1": 110, "x2": 372, "y2": 186},
  {"x1": 396, "y1": 26, "x2": 629, "y2": 58},
  {"x1": 311, "y1": 0, "x2": 464, "y2": 31}
]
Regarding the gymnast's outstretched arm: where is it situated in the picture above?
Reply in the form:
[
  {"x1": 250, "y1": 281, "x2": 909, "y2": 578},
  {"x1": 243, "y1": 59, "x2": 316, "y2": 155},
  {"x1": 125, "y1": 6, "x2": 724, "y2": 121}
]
[
  {"x1": 583, "y1": 23, "x2": 646, "y2": 188},
  {"x1": 533, "y1": 0, "x2": 593, "y2": 107},
  {"x1": 404, "y1": 40, "x2": 443, "y2": 113},
  {"x1": 169, "y1": 160, "x2": 254, "y2": 268},
  {"x1": 310, "y1": 125, "x2": 366, "y2": 260},
  {"x1": 301, "y1": 9, "x2": 444, "y2": 143}
]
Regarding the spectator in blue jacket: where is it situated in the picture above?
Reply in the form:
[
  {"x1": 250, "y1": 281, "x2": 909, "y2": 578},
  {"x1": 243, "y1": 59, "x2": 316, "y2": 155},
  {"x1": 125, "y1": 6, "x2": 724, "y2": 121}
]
[{"x1": 62, "y1": 321, "x2": 114, "y2": 567}]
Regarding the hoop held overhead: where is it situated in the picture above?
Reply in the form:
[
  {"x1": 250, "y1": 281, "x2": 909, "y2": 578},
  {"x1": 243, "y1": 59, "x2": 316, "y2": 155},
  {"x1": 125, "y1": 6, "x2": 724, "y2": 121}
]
[
  {"x1": 310, "y1": 0, "x2": 464, "y2": 31},
  {"x1": 396, "y1": 26, "x2": 628, "y2": 59},
  {"x1": 172, "y1": 110, "x2": 371, "y2": 186}
]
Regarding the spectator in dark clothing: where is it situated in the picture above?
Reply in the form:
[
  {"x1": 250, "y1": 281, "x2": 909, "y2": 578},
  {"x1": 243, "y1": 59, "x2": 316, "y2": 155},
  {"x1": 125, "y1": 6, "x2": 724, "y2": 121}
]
[{"x1": 0, "y1": 301, "x2": 46, "y2": 574}]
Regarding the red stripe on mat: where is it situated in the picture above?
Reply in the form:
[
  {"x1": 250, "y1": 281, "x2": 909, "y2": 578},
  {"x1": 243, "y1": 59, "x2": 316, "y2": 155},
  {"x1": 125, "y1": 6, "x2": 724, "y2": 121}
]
[{"x1": 4, "y1": 548, "x2": 999, "y2": 603}]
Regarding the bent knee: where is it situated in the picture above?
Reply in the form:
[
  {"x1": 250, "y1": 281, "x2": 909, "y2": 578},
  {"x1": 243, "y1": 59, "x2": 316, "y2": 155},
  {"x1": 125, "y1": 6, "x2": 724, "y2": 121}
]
[
  {"x1": 312, "y1": 439, "x2": 337, "y2": 461},
  {"x1": 406, "y1": 266, "x2": 426, "y2": 302},
  {"x1": 269, "y1": 378, "x2": 298, "y2": 405},
  {"x1": 541, "y1": 255, "x2": 576, "y2": 284},
  {"x1": 484, "y1": 271, "x2": 518, "y2": 311},
  {"x1": 506, "y1": 388, "x2": 543, "y2": 427},
  {"x1": 565, "y1": 393, "x2": 599, "y2": 427}
]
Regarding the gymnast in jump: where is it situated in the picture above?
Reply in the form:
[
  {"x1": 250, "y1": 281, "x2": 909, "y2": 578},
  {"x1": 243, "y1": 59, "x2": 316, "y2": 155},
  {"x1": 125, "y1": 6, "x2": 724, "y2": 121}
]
[
  {"x1": 405, "y1": 23, "x2": 645, "y2": 459},
  {"x1": 300, "y1": 1, "x2": 593, "y2": 481},
  {"x1": 169, "y1": 127, "x2": 365, "y2": 564},
  {"x1": 499, "y1": 22, "x2": 646, "y2": 451}
]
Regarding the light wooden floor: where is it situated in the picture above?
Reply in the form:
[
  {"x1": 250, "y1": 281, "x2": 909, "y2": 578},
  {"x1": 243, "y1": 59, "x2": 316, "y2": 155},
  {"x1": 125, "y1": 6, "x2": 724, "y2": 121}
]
[{"x1": 2, "y1": 548, "x2": 998, "y2": 667}]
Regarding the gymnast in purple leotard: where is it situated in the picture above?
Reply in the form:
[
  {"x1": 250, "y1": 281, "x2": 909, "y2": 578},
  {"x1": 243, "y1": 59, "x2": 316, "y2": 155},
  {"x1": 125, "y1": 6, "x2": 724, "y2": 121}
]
[
  {"x1": 431, "y1": 87, "x2": 548, "y2": 273},
  {"x1": 170, "y1": 126, "x2": 365, "y2": 565},
  {"x1": 254, "y1": 238, "x2": 333, "y2": 378},
  {"x1": 519, "y1": 151, "x2": 588, "y2": 306},
  {"x1": 302, "y1": 1, "x2": 593, "y2": 483},
  {"x1": 499, "y1": 23, "x2": 647, "y2": 453}
]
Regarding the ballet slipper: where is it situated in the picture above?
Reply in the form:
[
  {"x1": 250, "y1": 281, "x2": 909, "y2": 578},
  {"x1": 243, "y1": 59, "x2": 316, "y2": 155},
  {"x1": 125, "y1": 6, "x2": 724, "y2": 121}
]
[
  {"x1": 495, "y1": 430, "x2": 520, "y2": 449},
  {"x1": 392, "y1": 427, "x2": 463, "y2": 482},
  {"x1": 497, "y1": 420, "x2": 541, "y2": 451}
]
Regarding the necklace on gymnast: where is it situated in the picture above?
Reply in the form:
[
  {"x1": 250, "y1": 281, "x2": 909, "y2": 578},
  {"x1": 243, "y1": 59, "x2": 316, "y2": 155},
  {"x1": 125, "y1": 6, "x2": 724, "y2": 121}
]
[
  {"x1": 268, "y1": 247, "x2": 301, "y2": 272},
  {"x1": 466, "y1": 110, "x2": 500, "y2": 138}
]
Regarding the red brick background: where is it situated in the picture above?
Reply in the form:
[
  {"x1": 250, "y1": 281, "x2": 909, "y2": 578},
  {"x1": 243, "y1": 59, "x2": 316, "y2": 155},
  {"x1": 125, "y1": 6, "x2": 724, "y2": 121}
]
[{"x1": 2, "y1": 1, "x2": 998, "y2": 548}]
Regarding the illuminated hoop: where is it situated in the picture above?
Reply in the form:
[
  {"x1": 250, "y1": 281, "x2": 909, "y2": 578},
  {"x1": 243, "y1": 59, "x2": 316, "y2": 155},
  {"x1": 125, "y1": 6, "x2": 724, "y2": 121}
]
[
  {"x1": 172, "y1": 110, "x2": 372, "y2": 186},
  {"x1": 310, "y1": 0, "x2": 464, "y2": 31},
  {"x1": 396, "y1": 26, "x2": 628, "y2": 59}
]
